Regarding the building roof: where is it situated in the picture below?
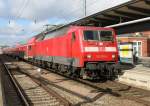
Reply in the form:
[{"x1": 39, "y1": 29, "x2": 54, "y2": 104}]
[
  {"x1": 32, "y1": 0, "x2": 150, "y2": 38},
  {"x1": 70, "y1": 0, "x2": 150, "y2": 27}
]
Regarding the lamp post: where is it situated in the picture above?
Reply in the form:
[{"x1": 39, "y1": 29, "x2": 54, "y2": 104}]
[{"x1": 84, "y1": 0, "x2": 87, "y2": 17}]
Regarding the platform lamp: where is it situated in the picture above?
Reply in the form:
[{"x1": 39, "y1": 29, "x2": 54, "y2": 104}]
[{"x1": 84, "y1": 0, "x2": 87, "y2": 17}]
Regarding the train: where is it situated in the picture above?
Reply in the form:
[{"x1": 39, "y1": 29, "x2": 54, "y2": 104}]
[{"x1": 3, "y1": 26, "x2": 119, "y2": 79}]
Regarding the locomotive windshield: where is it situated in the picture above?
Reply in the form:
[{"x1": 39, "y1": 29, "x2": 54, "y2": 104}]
[
  {"x1": 83, "y1": 30, "x2": 113, "y2": 41},
  {"x1": 84, "y1": 31, "x2": 99, "y2": 41}
]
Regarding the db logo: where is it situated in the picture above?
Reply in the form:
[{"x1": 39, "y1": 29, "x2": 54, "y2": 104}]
[
  {"x1": 99, "y1": 47, "x2": 105, "y2": 51},
  {"x1": 99, "y1": 43, "x2": 103, "y2": 45}
]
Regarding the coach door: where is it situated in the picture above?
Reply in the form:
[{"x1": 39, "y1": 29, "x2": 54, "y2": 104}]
[
  {"x1": 27, "y1": 44, "x2": 35, "y2": 58},
  {"x1": 71, "y1": 32, "x2": 76, "y2": 52},
  {"x1": 27, "y1": 45, "x2": 31, "y2": 58},
  {"x1": 133, "y1": 41, "x2": 142, "y2": 57},
  {"x1": 70, "y1": 32, "x2": 77, "y2": 65}
]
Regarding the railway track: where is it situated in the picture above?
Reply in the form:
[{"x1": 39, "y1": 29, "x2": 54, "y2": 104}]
[
  {"x1": 85, "y1": 80, "x2": 150, "y2": 106},
  {"x1": 48, "y1": 71, "x2": 150, "y2": 106},
  {"x1": 26, "y1": 60, "x2": 150, "y2": 106},
  {"x1": 0, "y1": 63, "x2": 24, "y2": 106},
  {"x1": 34, "y1": 62, "x2": 150, "y2": 106},
  {"x1": 0, "y1": 56, "x2": 71, "y2": 106},
  {"x1": 2, "y1": 55, "x2": 150, "y2": 106}
]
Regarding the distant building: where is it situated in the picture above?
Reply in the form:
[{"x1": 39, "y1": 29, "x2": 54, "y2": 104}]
[
  {"x1": 117, "y1": 31, "x2": 150, "y2": 57},
  {"x1": 0, "y1": 47, "x2": 2, "y2": 54}
]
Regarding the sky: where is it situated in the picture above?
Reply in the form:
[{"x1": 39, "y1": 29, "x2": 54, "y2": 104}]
[{"x1": 0, "y1": 0, "x2": 130, "y2": 46}]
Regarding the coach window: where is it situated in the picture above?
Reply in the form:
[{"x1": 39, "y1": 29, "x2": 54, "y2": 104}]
[
  {"x1": 72, "y1": 32, "x2": 76, "y2": 41},
  {"x1": 28, "y1": 45, "x2": 32, "y2": 50}
]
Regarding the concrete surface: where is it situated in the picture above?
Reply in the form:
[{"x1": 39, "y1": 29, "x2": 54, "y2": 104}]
[{"x1": 118, "y1": 64, "x2": 150, "y2": 91}]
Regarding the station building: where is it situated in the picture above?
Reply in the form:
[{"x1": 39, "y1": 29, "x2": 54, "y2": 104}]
[
  {"x1": 69, "y1": 0, "x2": 150, "y2": 58},
  {"x1": 117, "y1": 31, "x2": 150, "y2": 57}
]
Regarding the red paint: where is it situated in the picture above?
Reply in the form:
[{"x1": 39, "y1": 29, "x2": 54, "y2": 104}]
[{"x1": 4, "y1": 26, "x2": 118, "y2": 67}]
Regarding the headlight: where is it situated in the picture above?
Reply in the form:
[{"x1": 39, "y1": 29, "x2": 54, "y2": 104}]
[
  {"x1": 112, "y1": 54, "x2": 115, "y2": 59},
  {"x1": 87, "y1": 54, "x2": 92, "y2": 59}
]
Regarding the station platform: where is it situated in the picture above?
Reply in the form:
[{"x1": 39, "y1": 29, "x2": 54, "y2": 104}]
[
  {"x1": 139, "y1": 57, "x2": 150, "y2": 67},
  {"x1": 118, "y1": 64, "x2": 150, "y2": 91}
]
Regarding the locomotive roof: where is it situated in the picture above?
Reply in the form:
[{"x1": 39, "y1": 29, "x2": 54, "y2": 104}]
[
  {"x1": 43, "y1": 25, "x2": 114, "y2": 40},
  {"x1": 25, "y1": 25, "x2": 114, "y2": 43},
  {"x1": 45, "y1": 25, "x2": 114, "y2": 33}
]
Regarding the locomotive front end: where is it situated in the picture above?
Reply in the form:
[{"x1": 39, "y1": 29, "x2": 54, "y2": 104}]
[{"x1": 81, "y1": 28, "x2": 119, "y2": 79}]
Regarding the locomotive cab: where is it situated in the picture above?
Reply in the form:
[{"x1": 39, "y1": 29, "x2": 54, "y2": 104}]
[
  {"x1": 83, "y1": 29, "x2": 118, "y2": 62},
  {"x1": 80, "y1": 28, "x2": 119, "y2": 79}
]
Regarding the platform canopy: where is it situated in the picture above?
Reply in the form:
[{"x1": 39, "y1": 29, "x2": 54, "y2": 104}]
[
  {"x1": 70, "y1": 0, "x2": 150, "y2": 28},
  {"x1": 37, "y1": 0, "x2": 150, "y2": 36}
]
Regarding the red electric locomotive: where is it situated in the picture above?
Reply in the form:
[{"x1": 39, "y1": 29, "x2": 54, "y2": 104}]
[
  {"x1": 5, "y1": 26, "x2": 119, "y2": 79},
  {"x1": 28, "y1": 26, "x2": 118, "y2": 79}
]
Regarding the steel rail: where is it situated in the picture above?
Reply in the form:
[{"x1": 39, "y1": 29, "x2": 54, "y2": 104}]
[
  {"x1": 46, "y1": 68, "x2": 150, "y2": 106},
  {"x1": 4, "y1": 55, "x2": 150, "y2": 106},
  {"x1": 1, "y1": 55, "x2": 72, "y2": 106},
  {"x1": 13, "y1": 65, "x2": 72, "y2": 106},
  {"x1": 1, "y1": 61, "x2": 29, "y2": 106},
  {"x1": 29, "y1": 76, "x2": 71, "y2": 106},
  {"x1": 33, "y1": 62, "x2": 150, "y2": 106}
]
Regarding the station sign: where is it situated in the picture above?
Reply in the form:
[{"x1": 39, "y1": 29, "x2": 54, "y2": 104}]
[{"x1": 118, "y1": 42, "x2": 133, "y2": 64}]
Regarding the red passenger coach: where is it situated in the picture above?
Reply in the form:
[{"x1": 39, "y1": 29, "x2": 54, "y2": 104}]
[{"x1": 5, "y1": 26, "x2": 119, "y2": 79}]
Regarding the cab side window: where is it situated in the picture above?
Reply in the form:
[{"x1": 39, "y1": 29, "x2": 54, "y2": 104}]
[
  {"x1": 72, "y1": 32, "x2": 76, "y2": 42},
  {"x1": 28, "y1": 46, "x2": 32, "y2": 50}
]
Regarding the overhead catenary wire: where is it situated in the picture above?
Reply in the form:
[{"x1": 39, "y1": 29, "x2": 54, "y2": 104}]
[
  {"x1": 84, "y1": 0, "x2": 87, "y2": 16},
  {"x1": 16, "y1": 0, "x2": 30, "y2": 20},
  {"x1": 8, "y1": 0, "x2": 25, "y2": 24},
  {"x1": 35, "y1": 0, "x2": 99, "y2": 35},
  {"x1": 11, "y1": 0, "x2": 98, "y2": 25},
  {"x1": 51, "y1": 0, "x2": 99, "y2": 25},
  {"x1": 8, "y1": 0, "x2": 30, "y2": 37},
  {"x1": 10, "y1": 0, "x2": 99, "y2": 37}
]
